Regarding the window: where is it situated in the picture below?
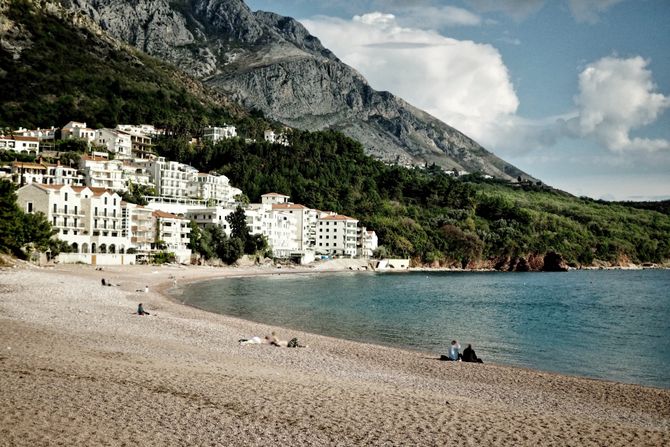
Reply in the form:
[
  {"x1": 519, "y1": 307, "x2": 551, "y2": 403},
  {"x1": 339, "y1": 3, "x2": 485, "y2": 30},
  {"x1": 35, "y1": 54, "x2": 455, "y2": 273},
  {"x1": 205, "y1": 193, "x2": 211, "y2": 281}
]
[
  {"x1": 63, "y1": 217, "x2": 68, "y2": 227},
  {"x1": 27, "y1": 202, "x2": 33, "y2": 213},
  {"x1": 104, "y1": 197, "x2": 108, "y2": 205},
  {"x1": 53, "y1": 203, "x2": 57, "y2": 213},
  {"x1": 74, "y1": 206, "x2": 78, "y2": 215},
  {"x1": 94, "y1": 207, "x2": 98, "y2": 216},
  {"x1": 52, "y1": 217, "x2": 56, "y2": 226},
  {"x1": 113, "y1": 198, "x2": 116, "y2": 206},
  {"x1": 64, "y1": 205, "x2": 68, "y2": 214},
  {"x1": 64, "y1": 192, "x2": 68, "y2": 201}
]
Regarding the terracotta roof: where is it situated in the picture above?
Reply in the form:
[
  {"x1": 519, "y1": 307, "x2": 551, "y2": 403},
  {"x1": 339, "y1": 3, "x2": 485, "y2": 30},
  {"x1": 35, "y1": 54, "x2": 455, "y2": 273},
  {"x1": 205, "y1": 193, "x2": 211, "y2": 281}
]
[
  {"x1": 272, "y1": 203, "x2": 308, "y2": 210},
  {"x1": 12, "y1": 162, "x2": 46, "y2": 169},
  {"x1": 152, "y1": 210, "x2": 186, "y2": 220},
  {"x1": 320, "y1": 214, "x2": 358, "y2": 221},
  {"x1": 2, "y1": 136, "x2": 39, "y2": 142},
  {"x1": 80, "y1": 155, "x2": 109, "y2": 161}
]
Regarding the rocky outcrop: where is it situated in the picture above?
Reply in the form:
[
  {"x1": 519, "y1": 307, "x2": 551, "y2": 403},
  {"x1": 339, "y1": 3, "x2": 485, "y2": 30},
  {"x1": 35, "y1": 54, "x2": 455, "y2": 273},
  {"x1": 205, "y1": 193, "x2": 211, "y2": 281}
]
[{"x1": 61, "y1": 0, "x2": 533, "y2": 180}]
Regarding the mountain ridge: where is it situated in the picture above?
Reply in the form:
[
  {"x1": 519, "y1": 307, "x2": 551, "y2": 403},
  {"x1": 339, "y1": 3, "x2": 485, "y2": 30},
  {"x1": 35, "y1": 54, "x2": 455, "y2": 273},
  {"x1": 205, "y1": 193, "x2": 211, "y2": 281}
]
[{"x1": 61, "y1": 0, "x2": 534, "y2": 181}]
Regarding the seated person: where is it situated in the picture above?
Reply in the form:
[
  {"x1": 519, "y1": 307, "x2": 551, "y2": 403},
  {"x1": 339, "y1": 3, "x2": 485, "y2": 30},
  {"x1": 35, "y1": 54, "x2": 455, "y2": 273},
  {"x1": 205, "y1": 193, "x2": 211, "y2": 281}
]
[
  {"x1": 462, "y1": 344, "x2": 483, "y2": 363},
  {"x1": 448, "y1": 340, "x2": 462, "y2": 361},
  {"x1": 137, "y1": 303, "x2": 150, "y2": 316}
]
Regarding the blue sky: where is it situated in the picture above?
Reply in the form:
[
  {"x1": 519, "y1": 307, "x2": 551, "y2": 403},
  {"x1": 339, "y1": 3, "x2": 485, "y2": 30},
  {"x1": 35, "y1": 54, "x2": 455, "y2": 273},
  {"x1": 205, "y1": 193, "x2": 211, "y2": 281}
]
[{"x1": 246, "y1": 0, "x2": 670, "y2": 200}]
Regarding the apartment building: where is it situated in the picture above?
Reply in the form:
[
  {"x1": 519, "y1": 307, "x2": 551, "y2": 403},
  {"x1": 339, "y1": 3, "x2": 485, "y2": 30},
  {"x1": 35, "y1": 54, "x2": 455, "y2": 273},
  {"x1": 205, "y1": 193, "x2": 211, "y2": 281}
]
[
  {"x1": 186, "y1": 206, "x2": 235, "y2": 236},
  {"x1": 61, "y1": 121, "x2": 97, "y2": 144},
  {"x1": 147, "y1": 157, "x2": 198, "y2": 198},
  {"x1": 16, "y1": 183, "x2": 128, "y2": 255},
  {"x1": 79, "y1": 155, "x2": 127, "y2": 192},
  {"x1": 190, "y1": 173, "x2": 241, "y2": 205},
  {"x1": 95, "y1": 128, "x2": 132, "y2": 159},
  {"x1": 152, "y1": 210, "x2": 191, "y2": 263},
  {"x1": 0, "y1": 136, "x2": 40, "y2": 155},
  {"x1": 316, "y1": 214, "x2": 359, "y2": 257},
  {"x1": 203, "y1": 125, "x2": 237, "y2": 143}
]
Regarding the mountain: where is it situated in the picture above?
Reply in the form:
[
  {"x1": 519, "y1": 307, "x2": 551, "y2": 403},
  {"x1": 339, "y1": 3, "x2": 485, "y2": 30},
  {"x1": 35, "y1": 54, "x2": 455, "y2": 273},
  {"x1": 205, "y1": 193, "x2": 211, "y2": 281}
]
[
  {"x1": 61, "y1": 0, "x2": 532, "y2": 181},
  {"x1": 0, "y1": 0, "x2": 244, "y2": 130}
]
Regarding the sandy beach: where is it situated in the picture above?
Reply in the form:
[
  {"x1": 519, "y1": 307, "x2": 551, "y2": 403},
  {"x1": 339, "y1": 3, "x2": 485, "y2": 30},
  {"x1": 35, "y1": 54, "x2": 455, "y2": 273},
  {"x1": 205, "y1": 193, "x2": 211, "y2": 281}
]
[{"x1": 0, "y1": 263, "x2": 668, "y2": 446}]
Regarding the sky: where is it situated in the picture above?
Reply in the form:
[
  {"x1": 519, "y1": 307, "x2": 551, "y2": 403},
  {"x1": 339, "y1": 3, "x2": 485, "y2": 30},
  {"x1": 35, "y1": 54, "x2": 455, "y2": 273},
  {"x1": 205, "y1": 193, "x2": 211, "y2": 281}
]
[{"x1": 246, "y1": 0, "x2": 670, "y2": 201}]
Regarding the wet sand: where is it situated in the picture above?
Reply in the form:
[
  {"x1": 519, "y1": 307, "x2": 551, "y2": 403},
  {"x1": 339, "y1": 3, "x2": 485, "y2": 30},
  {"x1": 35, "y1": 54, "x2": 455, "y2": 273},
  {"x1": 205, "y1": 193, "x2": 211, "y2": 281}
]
[{"x1": 0, "y1": 264, "x2": 668, "y2": 446}]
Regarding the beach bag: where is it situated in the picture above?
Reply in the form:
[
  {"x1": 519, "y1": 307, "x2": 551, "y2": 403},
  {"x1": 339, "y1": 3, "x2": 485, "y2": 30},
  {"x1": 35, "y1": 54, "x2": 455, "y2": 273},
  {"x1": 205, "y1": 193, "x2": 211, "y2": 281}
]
[{"x1": 287, "y1": 338, "x2": 299, "y2": 348}]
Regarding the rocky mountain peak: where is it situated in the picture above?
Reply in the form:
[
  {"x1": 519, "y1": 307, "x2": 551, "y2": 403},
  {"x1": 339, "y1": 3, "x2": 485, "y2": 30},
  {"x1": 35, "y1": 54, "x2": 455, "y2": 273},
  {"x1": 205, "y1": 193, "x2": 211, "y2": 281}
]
[{"x1": 60, "y1": 0, "x2": 532, "y2": 180}]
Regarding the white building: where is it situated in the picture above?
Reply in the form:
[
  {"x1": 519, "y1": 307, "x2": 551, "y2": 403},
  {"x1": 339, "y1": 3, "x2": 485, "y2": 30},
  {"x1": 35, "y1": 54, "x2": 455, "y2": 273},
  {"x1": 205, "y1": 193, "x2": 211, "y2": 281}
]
[
  {"x1": 0, "y1": 136, "x2": 40, "y2": 155},
  {"x1": 261, "y1": 192, "x2": 290, "y2": 206},
  {"x1": 190, "y1": 173, "x2": 241, "y2": 205},
  {"x1": 186, "y1": 206, "x2": 235, "y2": 236},
  {"x1": 264, "y1": 130, "x2": 289, "y2": 146},
  {"x1": 116, "y1": 124, "x2": 158, "y2": 137},
  {"x1": 147, "y1": 157, "x2": 198, "y2": 198},
  {"x1": 152, "y1": 210, "x2": 191, "y2": 263},
  {"x1": 79, "y1": 155, "x2": 127, "y2": 192},
  {"x1": 316, "y1": 214, "x2": 359, "y2": 258},
  {"x1": 10, "y1": 161, "x2": 84, "y2": 187},
  {"x1": 203, "y1": 125, "x2": 237, "y2": 143},
  {"x1": 122, "y1": 202, "x2": 155, "y2": 254},
  {"x1": 61, "y1": 121, "x2": 97, "y2": 144},
  {"x1": 16, "y1": 183, "x2": 129, "y2": 257},
  {"x1": 121, "y1": 159, "x2": 155, "y2": 189},
  {"x1": 358, "y1": 228, "x2": 378, "y2": 258},
  {"x1": 95, "y1": 128, "x2": 132, "y2": 159}
]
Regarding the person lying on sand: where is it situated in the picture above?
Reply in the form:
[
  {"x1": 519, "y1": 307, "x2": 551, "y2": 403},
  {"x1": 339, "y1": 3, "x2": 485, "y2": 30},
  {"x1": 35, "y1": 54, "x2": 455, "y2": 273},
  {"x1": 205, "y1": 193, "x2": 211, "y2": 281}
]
[{"x1": 239, "y1": 336, "x2": 263, "y2": 345}]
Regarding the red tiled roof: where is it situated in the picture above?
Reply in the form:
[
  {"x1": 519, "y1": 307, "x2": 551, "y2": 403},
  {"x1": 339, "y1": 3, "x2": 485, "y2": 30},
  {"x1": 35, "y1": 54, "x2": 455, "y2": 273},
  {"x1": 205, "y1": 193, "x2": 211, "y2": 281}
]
[
  {"x1": 2, "y1": 136, "x2": 39, "y2": 142},
  {"x1": 320, "y1": 214, "x2": 357, "y2": 221},
  {"x1": 272, "y1": 203, "x2": 308, "y2": 210},
  {"x1": 152, "y1": 210, "x2": 186, "y2": 220},
  {"x1": 12, "y1": 162, "x2": 46, "y2": 169}
]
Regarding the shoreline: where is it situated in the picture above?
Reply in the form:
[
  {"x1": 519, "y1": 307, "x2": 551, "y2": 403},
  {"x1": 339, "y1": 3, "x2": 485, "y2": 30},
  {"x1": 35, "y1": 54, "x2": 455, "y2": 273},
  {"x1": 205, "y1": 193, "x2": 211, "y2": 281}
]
[{"x1": 1, "y1": 263, "x2": 669, "y2": 445}]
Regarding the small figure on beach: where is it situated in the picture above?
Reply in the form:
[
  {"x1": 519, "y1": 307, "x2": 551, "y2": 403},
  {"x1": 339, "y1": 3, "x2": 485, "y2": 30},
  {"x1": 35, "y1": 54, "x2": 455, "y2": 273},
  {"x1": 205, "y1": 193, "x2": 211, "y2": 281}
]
[
  {"x1": 101, "y1": 278, "x2": 106, "y2": 286},
  {"x1": 448, "y1": 340, "x2": 462, "y2": 361},
  {"x1": 239, "y1": 336, "x2": 263, "y2": 345},
  {"x1": 265, "y1": 331, "x2": 286, "y2": 347},
  {"x1": 136, "y1": 285, "x2": 149, "y2": 293},
  {"x1": 137, "y1": 303, "x2": 150, "y2": 316},
  {"x1": 462, "y1": 344, "x2": 483, "y2": 363}
]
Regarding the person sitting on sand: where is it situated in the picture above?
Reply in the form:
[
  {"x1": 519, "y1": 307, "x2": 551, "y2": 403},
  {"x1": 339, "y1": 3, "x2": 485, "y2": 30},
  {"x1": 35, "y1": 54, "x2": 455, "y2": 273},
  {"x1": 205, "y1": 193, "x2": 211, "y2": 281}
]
[
  {"x1": 462, "y1": 344, "x2": 483, "y2": 363},
  {"x1": 448, "y1": 340, "x2": 462, "y2": 361},
  {"x1": 137, "y1": 303, "x2": 150, "y2": 316},
  {"x1": 239, "y1": 336, "x2": 263, "y2": 345}
]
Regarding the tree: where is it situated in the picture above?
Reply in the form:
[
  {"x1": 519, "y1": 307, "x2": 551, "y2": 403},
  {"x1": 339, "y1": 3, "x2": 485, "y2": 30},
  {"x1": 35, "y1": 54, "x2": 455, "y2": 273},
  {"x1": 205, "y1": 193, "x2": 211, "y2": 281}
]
[
  {"x1": 226, "y1": 205, "x2": 251, "y2": 249},
  {"x1": 0, "y1": 180, "x2": 56, "y2": 257},
  {"x1": 217, "y1": 236, "x2": 244, "y2": 264}
]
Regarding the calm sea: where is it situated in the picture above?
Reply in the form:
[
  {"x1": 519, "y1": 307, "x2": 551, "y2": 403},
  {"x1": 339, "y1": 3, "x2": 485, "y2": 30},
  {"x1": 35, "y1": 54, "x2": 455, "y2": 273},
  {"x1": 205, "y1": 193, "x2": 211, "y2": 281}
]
[{"x1": 178, "y1": 269, "x2": 670, "y2": 388}]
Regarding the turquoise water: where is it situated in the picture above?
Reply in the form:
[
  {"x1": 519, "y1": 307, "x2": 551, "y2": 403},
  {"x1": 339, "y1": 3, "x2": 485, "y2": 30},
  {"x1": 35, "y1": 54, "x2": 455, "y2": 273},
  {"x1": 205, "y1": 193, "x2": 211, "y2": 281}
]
[{"x1": 179, "y1": 269, "x2": 670, "y2": 388}]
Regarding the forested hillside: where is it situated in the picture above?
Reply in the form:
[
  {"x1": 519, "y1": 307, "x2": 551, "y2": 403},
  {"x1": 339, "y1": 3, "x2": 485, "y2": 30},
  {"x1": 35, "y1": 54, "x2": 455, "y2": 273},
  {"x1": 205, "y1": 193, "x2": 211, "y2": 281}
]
[
  {"x1": 0, "y1": 0, "x2": 269, "y2": 138},
  {"x1": 155, "y1": 131, "x2": 670, "y2": 269}
]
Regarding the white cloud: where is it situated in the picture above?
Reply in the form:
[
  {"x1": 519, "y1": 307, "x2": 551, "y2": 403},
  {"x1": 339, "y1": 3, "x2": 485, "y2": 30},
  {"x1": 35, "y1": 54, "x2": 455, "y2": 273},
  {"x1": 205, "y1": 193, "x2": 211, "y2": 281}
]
[
  {"x1": 398, "y1": 5, "x2": 483, "y2": 28},
  {"x1": 567, "y1": 56, "x2": 670, "y2": 152},
  {"x1": 567, "y1": 0, "x2": 624, "y2": 23},
  {"x1": 466, "y1": 0, "x2": 544, "y2": 21},
  {"x1": 302, "y1": 13, "x2": 519, "y2": 147},
  {"x1": 468, "y1": 0, "x2": 625, "y2": 22}
]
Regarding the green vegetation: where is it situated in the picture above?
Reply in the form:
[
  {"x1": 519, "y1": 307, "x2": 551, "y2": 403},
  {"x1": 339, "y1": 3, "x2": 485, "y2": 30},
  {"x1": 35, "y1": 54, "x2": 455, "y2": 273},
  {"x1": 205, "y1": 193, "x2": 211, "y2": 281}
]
[
  {"x1": 0, "y1": 0, "x2": 242, "y2": 134},
  {"x1": 157, "y1": 131, "x2": 670, "y2": 267},
  {"x1": 0, "y1": 179, "x2": 62, "y2": 258}
]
